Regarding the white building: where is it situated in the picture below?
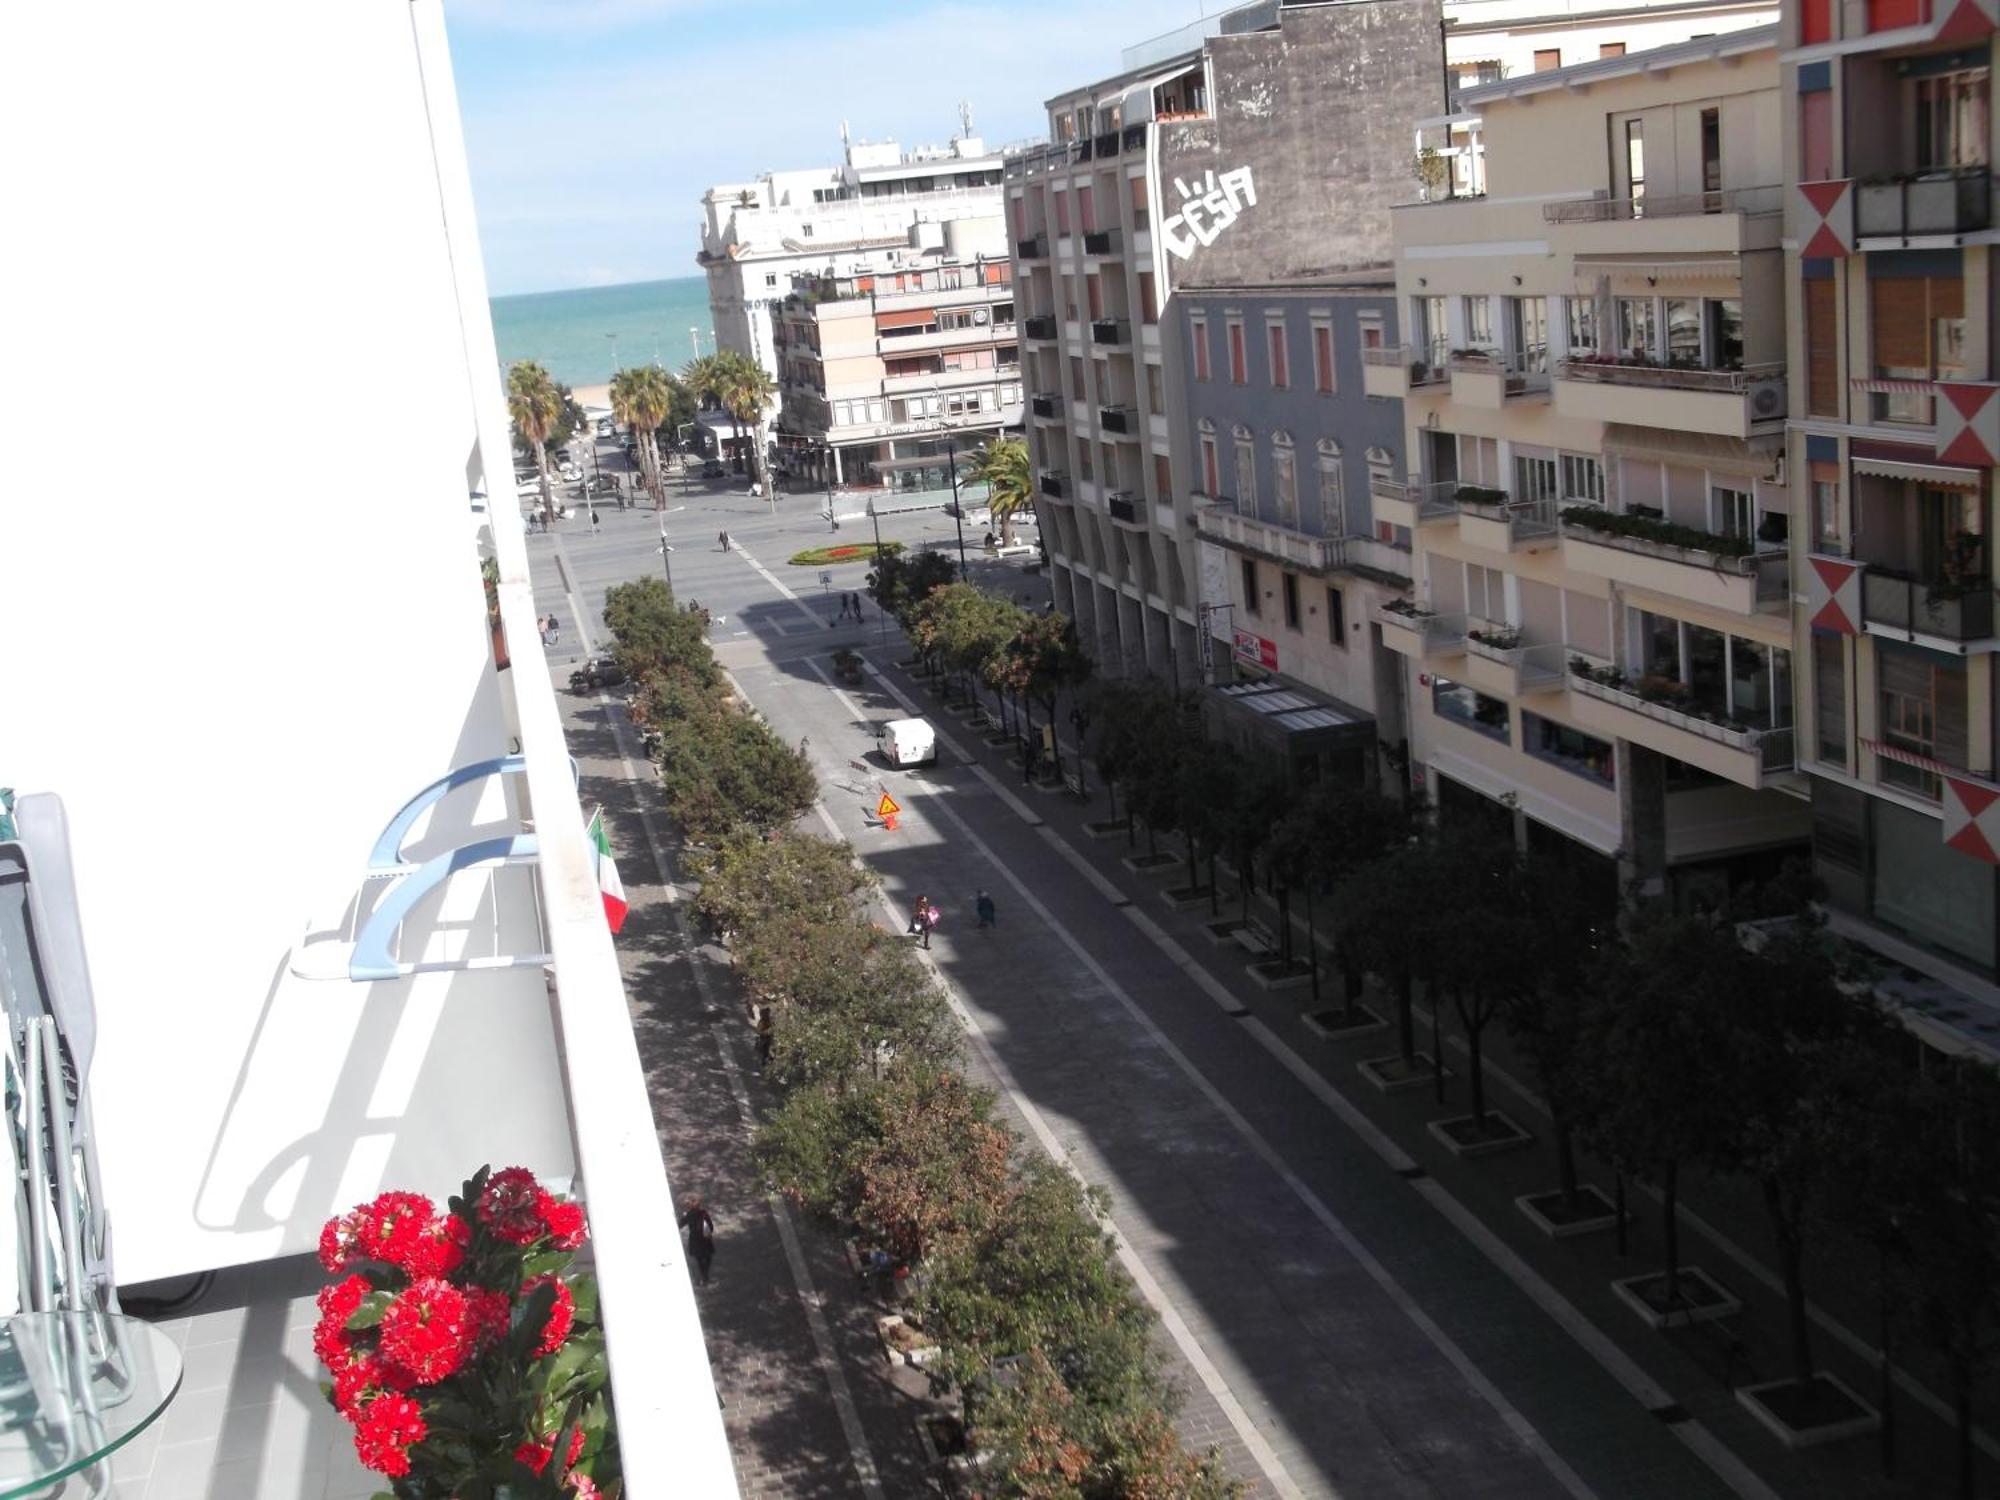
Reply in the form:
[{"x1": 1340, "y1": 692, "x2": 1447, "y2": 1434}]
[
  {"x1": 2, "y1": 3, "x2": 731, "y2": 1496},
  {"x1": 699, "y1": 125, "x2": 1016, "y2": 390}
]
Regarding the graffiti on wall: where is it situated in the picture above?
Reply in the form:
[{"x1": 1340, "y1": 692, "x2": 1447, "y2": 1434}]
[{"x1": 1161, "y1": 167, "x2": 1257, "y2": 261}]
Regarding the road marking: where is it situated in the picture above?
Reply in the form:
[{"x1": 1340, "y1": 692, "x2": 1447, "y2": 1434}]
[{"x1": 591, "y1": 689, "x2": 886, "y2": 1500}]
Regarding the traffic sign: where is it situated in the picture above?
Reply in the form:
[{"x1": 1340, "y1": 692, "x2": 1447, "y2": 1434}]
[
  {"x1": 876, "y1": 792, "x2": 901, "y2": 819},
  {"x1": 820, "y1": 570, "x2": 833, "y2": 586}
]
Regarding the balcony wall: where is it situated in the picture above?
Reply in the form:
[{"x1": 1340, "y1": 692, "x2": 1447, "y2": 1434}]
[
  {"x1": 1854, "y1": 170, "x2": 1991, "y2": 239},
  {"x1": 1553, "y1": 361, "x2": 1786, "y2": 438},
  {"x1": 1560, "y1": 519, "x2": 1787, "y2": 615},
  {"x1": 1568, "y1": 674, "x2": 1794, "y2": 789},
  {"x1": 1861, "y1": 570, "x2": 1997, "y2": 645},
  {"x1": 1546, "y1": 188, "x2": 1784, "y2": 256}
]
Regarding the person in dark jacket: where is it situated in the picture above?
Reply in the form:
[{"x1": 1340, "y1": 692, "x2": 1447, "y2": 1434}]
[{"x1": 679, "y1": 1197, "x2": 715, "y2": 1285}]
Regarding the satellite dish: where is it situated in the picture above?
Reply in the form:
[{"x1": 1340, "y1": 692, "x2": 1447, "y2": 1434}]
[{"x1": 973, "y1": 309, "x2": 989, "y2": 324}]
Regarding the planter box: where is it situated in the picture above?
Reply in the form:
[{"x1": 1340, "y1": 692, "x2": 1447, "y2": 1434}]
[
  {"x1": 1359, "y1": 1052, "x2": 1447, "y2": 1093},
  {"x1": 914, "y1": 1412, "x2": 969, "y2": 1465},
  {"x1": 878, "y1": 1314, "x2": 939, "y2": 1368},
  {"x1": 984, "y1": 732, "x2": 1014, "y2": 748},
  {"x1": 1121, "y1": 851, "x2": 1179, "y2": 875},
  {"x1": 1161, "y1": 884, "x2": 1214, "y2": 910},
  {"x1": 1736, "y1": 1373, "x2": 1880, "y2": 1450},
  {"x1": 1247, "y1": 957, "x2": 1313, "y2": 991},
  {"x1": 1084, "y1": 818, "x2": 1126, "y2": 840},
  {"x1": 1516, "y1": 1185, "x2": 1622, "y2": 1239},
  {"x1": 1427, "y1": 1110, "x2": 1534, "y2": 1158},
  {"x1": 1302, "y1": 1004, "x2": 1386, "y2": 1040},
  {"x1": 1613, "y1": 1266, "x2": 1741, "y2": 1328},
  {"x1": 1203, "y1": 917, "x2": 1250, "y2": 944}
]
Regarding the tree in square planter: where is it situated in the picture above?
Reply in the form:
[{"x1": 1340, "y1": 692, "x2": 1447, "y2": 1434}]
[
  {"x1": 1338, "y1": 836, "x2": 1459, "y2": 1090},
  {"x1": 312, "y1": 1166, "x2": 616, "y2": 1498}
]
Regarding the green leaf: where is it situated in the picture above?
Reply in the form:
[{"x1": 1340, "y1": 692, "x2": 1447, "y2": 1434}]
[
  {"x1": 344, "y1": 1290, "x2": 394, "y2": 1330},
  {"x1": 520, "y1": 1249, "x2": 571, "y2": 1280}
]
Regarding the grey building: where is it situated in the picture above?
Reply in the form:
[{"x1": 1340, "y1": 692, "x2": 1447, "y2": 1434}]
[{"x1": 1174, "y1": 278, "x2": 1415, "y2": 784}]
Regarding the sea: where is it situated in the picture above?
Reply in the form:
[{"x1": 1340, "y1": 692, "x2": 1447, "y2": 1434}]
[{"x1": 489, "y1": 275, "x2": 715, "y2": 392}]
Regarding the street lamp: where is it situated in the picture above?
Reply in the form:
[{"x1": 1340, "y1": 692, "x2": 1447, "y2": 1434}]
[
  {"x1": 657, "y1": 513, "x2": 674, "y2": 595},
  {"x1": 688, "y1": 326, "x2": 703, "y2": 360},
  {"x1": 605, "y1": 332, "x2": 619, "y2": 373},
  {"x1": 943, "y1": 435, "x2": 968, "y2": 581},
  {"x1": 823, "y1": 442, "x2": 838, "y2": 532}
]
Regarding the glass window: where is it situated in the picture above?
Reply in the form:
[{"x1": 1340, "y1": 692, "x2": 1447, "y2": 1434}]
[
  {"x1": 1241, "y1": 556, "x2": 1259, "y2": 616},
  {"x1": 1713, "y1": 485, "x2": 1755, "y2": 540},
  {"x1": 1616, "y1": 297, "x2": 1656, "y2": 359},
  {"x1": 1268, "y1": 321, "x2": 1289, "y2": 388},
  {"x1": 1318, "y1": 460, "x2": 1344, "y2": 535},
  {"x1": 1509, "y1": 297, "x2": 1549, "y2": 373},
  {"x1": 1514, "y1": 454, "x2": 1558, "y2": 502},
  {"x1": 1566, "y1": 297, "x2": 1598, "y2": 353},
  {"x1": 1813, "y1": 630, "x2": 1846, "y2": 765},
  {"x1": 1228, "y1": 320, "x2": 1247, "y2": 383},
  {"x1": 1201, "y1": 436, "x2": 1220, "y2": 494},
  {"x1": 1560, "y1": 454, "x2": 1603, "y2": 505},
  {"x1": 1463, "y1": 296, "x2": 1493, "y2": 347},
  {"x1": 1687, "y1": 623, "x2": 1728, "y2": 718},
  {"x1": 1327, "y1": 585, "x2": 1346, "y2": 645},
  {"x1": 1525, "y1": 712, "x2": 1616, "y2": 785},
  {"x1": 1433, "y1": 676, "x2": 1511, "y2": 740},
  {"x1": 1666, "y1": 299, "x2": 1702, "y2": 366},
  {"x1": 1146, "y1": 362, "x2": 1165, "y2": 411},
  {"x1": 1640, "y1": 611, "x2": 1682, "y2": 681},
  {"x1": 1313, "y1": 322, "x2": 1335, "y2": 392},
  {"x1": 1282, "y1": 572, "x2": 1300, "y2": 629},
  {"x1": 1709, "y1": 300, "x2": 1745, "y2": 370},
  {"x1": 1234, "y1": 440, "x2": 1257, "y2": 510},
  {"x1": 1275, "y1": 446, "x2": 1298, "y2": 528},
  {"x1": 1191, "y1": 317, "x2": 1210, "y2": 381},
  {"x1": 1420, "y1": 295, "x2": 1451, "y2": 367},
  {"x1": 1916, "y1": 69, "x2": 1990, "y2": 171}
]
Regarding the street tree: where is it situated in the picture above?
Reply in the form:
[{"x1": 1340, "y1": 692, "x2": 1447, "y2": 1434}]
[
  {"x1": 505, "y1": 360, "x2": 562, "y2": 523},
  {"x1": 689, "y1": 829, "x2": 873, "y2": 941},
  {"x1": 601, "y1": 577, "x2": 717, "y2": 686},
  {"x1": 609, "y1": 365, "x2": 673, "y2": 506},
  {"x1": 685, "y1": 350, "x2": 776, "y2": 485},
  {"x1": 1334, "y1": 834, "x2": 1454, "y2": 1070},
  {"x1": 867, "y1": 548, "x2": 955, "y2": 631},
  {"x1": 744, "y1": 922, "x2": 959, "y2": 1090},
  {"x1": 995, "y1": 611, "x2": 1094, "y2": 775},
  {"x1": 1086, "y1": 679, "x2": 1180, "y2": 833},
  {"x1": 967, "y1": 436, "x2": 1034, "y2": 546}
]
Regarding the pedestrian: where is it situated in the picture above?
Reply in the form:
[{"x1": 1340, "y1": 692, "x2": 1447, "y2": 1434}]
[
  {"x1": 920, "y1": 898, "x2": 940, "y2": 950},
  {"x1": 679, "y1": 1197, "x2": 716, "y2": 1286},
  {"x1": 592, "y1": 508, "x2": 602, "y2": 532},
  {"x1": 546, "y1": 613, "x2": 560, "y2": 647},
  {"x1": 718, "y1": 529, "x2": 730, "y2": 552},
  {"x1": 975, "y1": 890, "x2": 996, "y2": 929},
  {"x1": 538, "y1": 614, "x2": 550, "y2": 645},
  {"x1": 909, "y1": 893, "x2": 929, "y2": 943},
  {"x1": 753, "y1": 1006, "x2": 775, "y2": 1070}
]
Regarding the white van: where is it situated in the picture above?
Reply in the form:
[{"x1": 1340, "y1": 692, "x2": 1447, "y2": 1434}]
[{"x1": 881, "y1": 718, "x2": 937, "y2": 769}]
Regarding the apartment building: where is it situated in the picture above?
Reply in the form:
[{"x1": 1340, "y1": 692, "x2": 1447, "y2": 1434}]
[
  {"x1": 1381, "y1": 29, "x2": 1814, "y2": 900},
  {"x1": 6, "y1": 2, "x2": 731, "y2": 1493},
  {"x1": 1016, "y1": 0, "x2": 1783, "y2": 690},
  {"x1": 699, "y1": 128, "x2": 1011, "y2": 389},
  {"x1": 1782, "y1": 0, "x2": 2000, "y2": 985},
  {"x1": 1179, "y1": 278, "x2": 1416, "y2": 784},
  {"x1": 771, "y1": 231, "x2": 1023, "y2": 491}
]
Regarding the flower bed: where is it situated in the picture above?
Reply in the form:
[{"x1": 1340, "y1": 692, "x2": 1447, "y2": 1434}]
[
  {"x1": 1560, "y1": 504, "x2": 1756, "y2": 560},
  {"x1": 787, "y1": 541, "x2": 904, "y2": 567}
]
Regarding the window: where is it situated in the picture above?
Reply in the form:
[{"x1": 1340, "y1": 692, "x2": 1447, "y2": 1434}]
[
  {"x1": 1565, "y1": 296, "x2": 1598, "y2": 354},
  {"x1": 1326, "y1": 585, "x2": 1346, "y2": 645},
  {"x1": 1709, "y1": 299, "x2": 1745, "y2": 370},
  {"x1": 1318, "y1": 457, "x2": 1345, "y2": 535},
  {"x1": 1624, "y1": 118, "x2": 1646, "y2": 207},
  {"x1": 764, "y1": 272, "x2": 777, "y2": 287},
  {"x1": 1053, "y1": 190, "x2": 1070, "y2": 234},
  {"x1": 1139, "y1": 272, "x2": 1158, "y2": 323},
  {"x1": 1463, "y1": 296, "x2": 1492, "y2": 347},
  {"x1": 1666, "y1": 298, "x2": 1701, "y2": 366},
  {"x1": 1274, "y1": 442, "x2": 1298, "y2": 528},
  {"x1": 1525, "y1": 712, "x2": 1616, "y2": 784},
  {"x1": 1201, "y1": 434, "x2": 1220, "y2": 494},
  {"x1": 1811, "y1": 462, "x2": 1842, "y2": 548},
  {"x1": 1560, "y1": 453, "x2": 1603, "y2": 505},
  {"x1": 1241, "y1": 557, "x2": 1259, "y2": 615},
  {"x1": 1154, "y1": 453, "x2": 1172, "y2": 501},
  {"x1": 1131, "y1": 174, "x2": 1150, "y2": 229},
  {"x1": 1312, "y1": 321, "x2": 1335, "y2": 392},
  {"x1": 1599, "y1": 41, "x2": 1626, "y2": 57},
  {"x1": 1915, "y1": 69, "x2": 1989, "y2": 171},
  {"x1": 1086, "y1": 274, "x2": 1103, "y2": 320},
  {"x1": 1616, "y1": 297, "x2": 1656, "y2": 358},
  {"x1": 1191, "y1": 316, "x2": 1211, "y2": 381},
  {"x1": 1227, "y1": 319, "x2": 1247, "y2": 383},
  {"x1": 1267, "y1": 320, "x2": 1289, "y2": 388},
  {"x1": 1433, "y1": 676, "x2": 1510, "y2": 740},
  {"x1": 1507, "y1": 297, "x2": 1548, "y2": 373},
  {"x1": 1418, "y1": 295, "x2": 1450, "y2": 367},
  {"x1": 1805, "y1": 275, "x2": 1840, "y2": 417},
  {"x1": 1234, "y1": 438, "x2": 1257, "y2": 510},
  {"x1": 1514, "y1": 453, "x2": 1558, "y2": 503},
  {"x1": 1282, "y1": 572, "x2": 1300, "y2": 629},
  {"x1": 1872, "y1": 273, "x2": 1966, "y2": 423},
  {"x1": 1873, "y1": 797, "x2": 1995, "y2": 966},
  {"x1": 1813, "y1": 629, "x2": 1847, "y2": 765},
  {"x1": 1078, "y1": 184, "x2": 1095, "y2": 233},
  {"x1": 1880, "y1": 658, "x2": 1941, "y2": 799},
  {"x1": 1534, "y1": 47, "x2": 1562, "y2": 70},
  {"x1": 1069, "y1": 355, "x2": 1086, "y2": 401}
]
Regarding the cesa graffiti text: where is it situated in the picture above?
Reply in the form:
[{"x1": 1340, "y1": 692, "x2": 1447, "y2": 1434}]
[{"x1": 1161, "y1": 167, "x2": 1257, "y2": 261}]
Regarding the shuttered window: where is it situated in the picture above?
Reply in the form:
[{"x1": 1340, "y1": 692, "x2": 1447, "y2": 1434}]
[
  {"x1": 1808, "y1": 276, "x2": 1832, "y2": 414},
  {"x1": 1872, "y1": 276, "x2": 1964, "y2": 372},
  {"x1": 1813, "y1": 629, "x2": 1847, "y2": 766}
]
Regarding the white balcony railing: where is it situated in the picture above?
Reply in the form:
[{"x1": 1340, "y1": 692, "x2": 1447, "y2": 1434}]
[{"x1": 1541, "y1": 184, "x2": 1784, "y2": 222}]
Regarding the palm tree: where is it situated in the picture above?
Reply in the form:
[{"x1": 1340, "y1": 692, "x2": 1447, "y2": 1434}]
[
  {"x1": 610, "y1": 365, "x2": 672, "y2": 508},
  {"x1": 687, "y1": 350, "x2": 775, "y2": 486},
  {"x1": 968, "y1": 437, "x2": 1033, "y2": 546},
  {"x1": 506, "y1": 361, "x2": 562, "y2": 523}
]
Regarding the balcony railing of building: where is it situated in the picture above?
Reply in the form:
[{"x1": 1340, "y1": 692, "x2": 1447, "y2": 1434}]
[
  {"x1": 1556, "y1": 357, "x2": 1785, "y2": 399},
  {"x1": 1122, "y1": 124, "x2": 1148, "y2": 153},
  {"x1": 1030, "y1": 392, "x2": 1064, "y2": 419},
  {"x1": 1023, "y1": 314, "x2": 1059, "y2": 341},
  {"x1": 1039, "y1": 470, "x2": 1068, "y2": 498},
  {"x1": 1458, "y1": 489, "x2": 1560, "y2": 542},
  {"x1": 1192, "y1": 498, "x2": 1390, "y2": 576},
  {"x1": 1569, "y1": 667, "x2": 1797, "y2": 771},
  {"x1": 1362, "y1": 344, "x2": 1450, "y2": 385},
  {"x1": 1091, "y1": 318, "x2": 1133, "y2": 347},
  {"x1": 1374, "y1": 601, "x2": 1469, "y2": 650},
  {"x1": 1558, "y1": 506, "x2": 1791, "y2": 600},
  {"x1": 1861, "y1": 568, "x2": 1997, "y2": 642},
  {"x1": 1017, "y1": 234, "x2": 1048, "y2": 261},
  {"x1": 1083, "y1": 228, "x2": 1124, "y2": 256},
  {"x1": 1541, "y1": 184, "x2": 1783, "y2": 222},
  {"x1": 1099, "y1": 405, "x2": 1136, "y2": 434},
  {"x1": 1448, "y1": 348, "x2": 1551, "y2": 397},
  {"x1": 1855, "y1": 168, "x2": 1991, "y2": 238},
  {"x1": 1465, "y1": 633, "x2": 1569, "y2": 691},
  {"x1": 1374, "y1": 475, "x2": 1464, "y2": 521},
  {"x1": 1093, "y1": 130, "x2": 1122, "y2": 160},
  {"x1": 1106, "y1": 491, "x2": 1140, "y2": 523}
]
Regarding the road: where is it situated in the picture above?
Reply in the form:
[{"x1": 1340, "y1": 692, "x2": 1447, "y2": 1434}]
[{"x1": 522, "y1": 431, "x2": 1911, "y2": 1500}]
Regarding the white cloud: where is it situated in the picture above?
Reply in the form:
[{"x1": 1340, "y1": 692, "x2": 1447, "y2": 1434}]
[{"x1": 454, "y1": 0, "x2": 1195, "y2": 292}]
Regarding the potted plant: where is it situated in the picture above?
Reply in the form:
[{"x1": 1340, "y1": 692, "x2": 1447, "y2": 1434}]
[
  {"x1": 314, "y1": 1166, "x2": 614, "y2": 1497},
  {"x1": 832, "y1": 648, "x2": 865, "y2": 685}
]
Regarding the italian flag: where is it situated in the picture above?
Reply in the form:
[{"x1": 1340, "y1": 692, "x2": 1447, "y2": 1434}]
[{"x1": 587, "y1": 808, "x2": 629, "y2": 935}]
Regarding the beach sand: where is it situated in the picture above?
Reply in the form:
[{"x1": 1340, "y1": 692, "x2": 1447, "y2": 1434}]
[{"x1": 574, "y1": 382, "x2": 610, "y2": 411}]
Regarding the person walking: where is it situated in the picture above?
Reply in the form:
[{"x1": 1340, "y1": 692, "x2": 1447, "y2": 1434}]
[
  {"x1": 919, "y1": 898, "x2": 940, "y2": 950},
  {"x1": 679, "y1": 1197, "x2": 715, "y2": 1286},
  {"x1": 975, "y1": 890, "x2": 997, "y2": 930},
  {"x1": 908, "y1": 893, "x2": 928, "y2": 940},
  {"x1": 545, "y1": 613, "x2": 560, "y2": 647},
  {"x1": 718, "y1": 529, "x2": 731, "y2": 553},
  {"x1": 753, "y1": 1006, "x2": 775, "y2": 1070}
]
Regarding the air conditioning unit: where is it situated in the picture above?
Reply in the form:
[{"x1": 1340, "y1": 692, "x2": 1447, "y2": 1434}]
[
  {"x1": 1749, "y1": 382, "x2": 1785, "y2": 419},
  {"x1": 973, "y1": 308, "x2": 990, "y2": 324}
]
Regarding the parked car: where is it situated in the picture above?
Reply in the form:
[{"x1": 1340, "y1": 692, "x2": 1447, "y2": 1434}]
[
  {"x1": 555, "y1": 459, "x2": 583, "y2": 481},
  {"x1": 595, "y1": 418, "x2": 616, "y2": 438},
  {"x1": 701, "y1": 459, "x2": 727, "y2": 478},
  {"x1": 569, "y1": 655, "x2": 626, "y2": 692},
  {"x1": 588, "y1": 474, "x2": 620, "y2": 495}
]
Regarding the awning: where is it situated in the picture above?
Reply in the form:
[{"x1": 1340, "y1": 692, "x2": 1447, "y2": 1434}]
[
  {"x1": 1119, "y1": 61, "x2": 1200, "y2": 121},
  {"x1": 1205, "y1": 678, "x2": 1374, "y2": 757},
  {"x1": 1573, "y1": 253, "x2": 1741, "y2": 282},
  {"x1": 1851, "y1": 455, "x2": 1984, "y2": 489},
  {"x1": 875, "y1": 307, "x2": 935, "y2": 329},
  {"x1": 1601, "y1": 424, "x2": 1782, "y2": 480}
]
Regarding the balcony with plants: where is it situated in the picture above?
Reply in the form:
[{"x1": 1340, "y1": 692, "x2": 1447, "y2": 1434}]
[
  {"x1": 1371, "y1": 475, "x2": 1462, "y2": 531},
  {"x1": 1374, "y1": 597, "x2": 1467, "y2": 661},
  {"x1": 1566, "y1": 656, "x2": 1795, "y2": 789},
  {"x1": 1559, "y1": 505, "x2": 1789, "y2": 615},
  {"x1": 1859, "y1": 528, "x2": 1996, "y2": 645},
  {"x1": 1446, "y1": 348, "x2": 1549, "y2": 409},
  {"x1": 1461, "y1": 623, "x2": 1567, "y2": 700},
  {"x1": 1554, "y1": 354, "x2": 1785, "y2": 437},
  {"x1": 1456, "y1": 485, "x2": 1559, "y2": 553},
  {"x1": 1361, "y1": 344, "x2": 1449, "y2": 400}
]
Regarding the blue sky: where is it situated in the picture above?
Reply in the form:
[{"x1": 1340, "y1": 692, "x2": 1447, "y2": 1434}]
[{"x1": 446, "y1": 0, "x2": 1212, "y2": 295}]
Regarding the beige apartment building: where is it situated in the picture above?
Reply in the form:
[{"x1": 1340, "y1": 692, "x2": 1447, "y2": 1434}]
[{"x1": 1378, "y1": 27, "x2": 1813, "y2": 899}]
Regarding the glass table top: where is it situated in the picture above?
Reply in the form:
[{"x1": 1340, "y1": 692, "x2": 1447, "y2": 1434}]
[{"x1": 0, "y1": 1312, "x2": 183, "y2": 1498}]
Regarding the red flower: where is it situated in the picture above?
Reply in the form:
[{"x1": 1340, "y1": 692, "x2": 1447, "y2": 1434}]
[
  {"x1": 463, "y1": 1286, "x2": 511, "y2": 1351},
  {"x1": 353, "y1": 1394, "x2": 427, "y2": 1477},
  {"x1": 377, "y1": 1278, "x2": 472, "y2": 1385},
  {"x1": 400, "y1": 1213, "x2": 471, "y2": 1278},
  {"x1": 514, "y1": 1426, "x2": 586, "y2": 1476},
  {"x1": 569, "y1": 1476, "x2": 601, "y2": 1499},
  {"x1": 318, "y1": 1210, "x2": 364, "y2": 1273},
  {"x1": 524, "y1": 1275, "x2": 574, "y2": 1358},
  {"x1": 536, "y1": 1191, "x2": 587, "y2": 1250},
  {"x1": 330, "y1": 1354, "x2": 413, "y2": 1420},
  {"x1": 313, "y1": 1274, "x2": 372, "y2": 1372},
  {"x1": 356, "y1": 1191, "x2": 436, "y2": 1267},
  {"x1": 478, "y1": 1167, "x2": 544, "y2": 1244}
]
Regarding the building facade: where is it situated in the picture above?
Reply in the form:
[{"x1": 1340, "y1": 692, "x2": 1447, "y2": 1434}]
[
  {"x1": 1176, "y1": 280, "x2": 1416, "y2": 783},
  {"x1": 1781, "y1": 0, "x2": 2000, "y2": 982},
  {"x1": 771, "y1": 231, "x2": 1023, "y2": 492},
  {"x1": 1382, "y1": 30, "x2": 1814, "y2": 898}
]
